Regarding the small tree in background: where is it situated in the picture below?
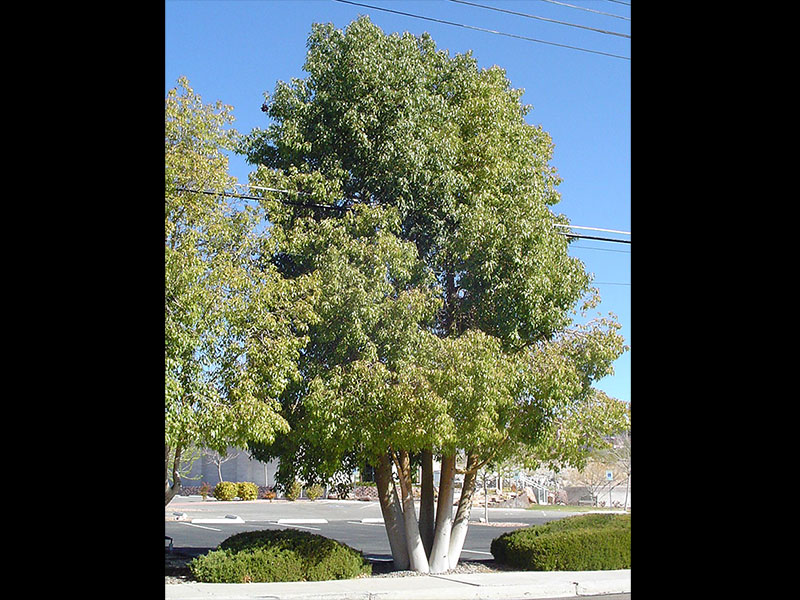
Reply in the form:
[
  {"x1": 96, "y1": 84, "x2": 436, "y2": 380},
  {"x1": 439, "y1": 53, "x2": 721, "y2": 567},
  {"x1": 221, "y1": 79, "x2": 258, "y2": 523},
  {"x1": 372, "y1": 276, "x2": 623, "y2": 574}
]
[
  {"x1": 566, "y1": 459, "x2": 613, "y2": 506},
  {"x1": 601, "y1": 429, "x2": 631, "y2": 509},
  {"x1": 203, "y1": 449, "x2": 241, "y2": 483},
  {"x1": 165, "y1": 77, "x2": 319, "y2": 506}
]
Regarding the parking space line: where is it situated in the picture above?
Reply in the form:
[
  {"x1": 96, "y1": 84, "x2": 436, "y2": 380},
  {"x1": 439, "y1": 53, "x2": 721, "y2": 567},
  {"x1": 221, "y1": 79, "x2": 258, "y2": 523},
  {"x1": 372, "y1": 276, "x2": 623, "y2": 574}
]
[
  {"x1": 181, "y1": 522, "x2": 221, "y2": 532},
  {"x1": 276, "y1": 519, "x2": 328, "y2": 524}
]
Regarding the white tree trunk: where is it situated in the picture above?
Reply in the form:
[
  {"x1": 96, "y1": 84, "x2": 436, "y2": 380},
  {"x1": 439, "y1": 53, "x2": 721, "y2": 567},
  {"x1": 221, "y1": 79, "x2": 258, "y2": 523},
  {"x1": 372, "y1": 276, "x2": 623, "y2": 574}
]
[
  {"x1": 448, "y1": 454, "x2": 478, "y2": 570},
  {"x1": 398, "y1": 450, "x2": 429, "y2": 573},
  {"x1": 375, "y1": 452, "x2": 410, "y2": 570},
  {"x1": 428, "y1": 454, "x2": 456, "y2": 573},
  {"x1": 483, "y1": 471, "x2": 489, "y2": 523},
  {"x1": 624, "y1": 475, "x2": 630, "y2": 510}
]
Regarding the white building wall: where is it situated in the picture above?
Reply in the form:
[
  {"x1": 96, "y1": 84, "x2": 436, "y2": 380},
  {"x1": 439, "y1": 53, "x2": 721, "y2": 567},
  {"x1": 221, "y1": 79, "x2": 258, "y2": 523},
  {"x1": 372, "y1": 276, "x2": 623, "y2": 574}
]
[{"x1": 183, "y1": 448, "x2": 279, "y2": 488}]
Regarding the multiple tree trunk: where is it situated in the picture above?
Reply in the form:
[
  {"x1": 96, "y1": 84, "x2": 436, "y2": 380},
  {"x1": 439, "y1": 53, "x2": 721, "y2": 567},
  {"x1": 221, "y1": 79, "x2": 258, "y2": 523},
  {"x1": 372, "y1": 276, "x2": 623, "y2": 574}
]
[{"x1": 374, "y1": 449, "x2": 481, "y2": 573}]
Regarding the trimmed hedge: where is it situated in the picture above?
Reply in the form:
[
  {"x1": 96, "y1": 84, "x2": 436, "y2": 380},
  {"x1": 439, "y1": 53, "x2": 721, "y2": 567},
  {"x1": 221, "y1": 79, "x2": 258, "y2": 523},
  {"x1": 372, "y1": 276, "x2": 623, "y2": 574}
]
[
  {"x1": 188, "y1": 529, "x2": 372, "y2": 583},
  {"x1": 213, "y1": 481, "x2": 238, "y2": 501},
  {"x1": 208, "y1": 481, "x2": 260, "y2": 501},
  {"x1": 237, "y1": 482, "x2": 258, "y2": 501},
  {"x1": 491, "y1": 513, "x2": 630, "y2": 571}
]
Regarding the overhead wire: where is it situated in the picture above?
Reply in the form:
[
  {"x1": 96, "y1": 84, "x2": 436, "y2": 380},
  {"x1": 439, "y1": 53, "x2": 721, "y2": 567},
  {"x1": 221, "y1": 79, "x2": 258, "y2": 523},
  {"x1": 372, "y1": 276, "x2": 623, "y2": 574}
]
[
  {"x1": 554, "y1": 223, "x2": 630, "y2": 236},
  {"x1": 537, "y1": 0, "x2": 630, "y2": 21},
  {"x1": 448, "y1": 0, "x2": 630, "y2": 38},
  {"x1": 176, "y1": 186, "x2": 631, "y2": 245},
  {"x1": 571, "y1": 245, "x2": 630, "y2": 254},
  {"x1": 175, "y1": 186, "x2": 348, "y2": 213},
  {"x1": 175, "y1": 188, "x2": 630, "y2": 280},
  {"x1": 331, "y1": 0, "x2": 630, "y2": 61},
  {"x1": 556, "y1": 223, "x2": 630, "y2": 245},
  {"x1": 561, "y1": 232, "x2": 630, "y2": 244}
]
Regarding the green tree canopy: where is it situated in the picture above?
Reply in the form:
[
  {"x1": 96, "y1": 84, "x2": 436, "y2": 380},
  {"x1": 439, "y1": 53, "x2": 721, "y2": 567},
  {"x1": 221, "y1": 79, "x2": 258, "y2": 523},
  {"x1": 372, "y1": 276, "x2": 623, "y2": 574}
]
[
  {"x1": 243, "y1": 17, "x2": 629, "y2": 572},
  {"x1": 244, "y1": 16, "x2": 590, "y2": 347},
  {"x1": 165, "y1": 78, "x2": 318, "y2": 505}
]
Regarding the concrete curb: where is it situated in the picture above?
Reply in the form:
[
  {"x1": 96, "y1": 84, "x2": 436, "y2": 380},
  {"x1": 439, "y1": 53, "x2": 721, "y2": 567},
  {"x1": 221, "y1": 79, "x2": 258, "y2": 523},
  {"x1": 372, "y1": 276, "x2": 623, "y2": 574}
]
[{"x1": 164, "y1": 569, "x2": 631, "y2": 600}]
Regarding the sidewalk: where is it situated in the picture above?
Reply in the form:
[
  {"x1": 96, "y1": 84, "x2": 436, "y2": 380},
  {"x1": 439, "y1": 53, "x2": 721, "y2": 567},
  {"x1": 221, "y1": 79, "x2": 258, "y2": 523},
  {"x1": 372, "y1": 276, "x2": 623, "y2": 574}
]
[{"x1": 164, "y1": 568, "x2": 631, "y2": 599}]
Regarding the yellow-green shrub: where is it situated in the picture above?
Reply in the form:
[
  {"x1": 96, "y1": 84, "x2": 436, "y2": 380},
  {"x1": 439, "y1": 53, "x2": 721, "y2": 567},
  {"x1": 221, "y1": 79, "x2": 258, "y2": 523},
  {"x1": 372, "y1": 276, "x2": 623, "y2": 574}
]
[
  {"x1": 213, "y1": 481, "x2": 238, "y2": 501},
  {"x1": 237, "y1": 482, "x2": 258, "y2": 501},
  {"x1": 285, "y1": 480, "x2": 302, "y2": 501},
  {"x1": 306, "y1": 484, "x2": 325, "y2": 501}
]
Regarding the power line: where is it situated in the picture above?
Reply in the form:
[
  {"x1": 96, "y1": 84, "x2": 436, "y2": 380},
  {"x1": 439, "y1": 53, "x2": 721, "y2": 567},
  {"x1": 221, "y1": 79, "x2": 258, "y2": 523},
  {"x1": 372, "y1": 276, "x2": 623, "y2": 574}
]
[
  {"x1": 554, "y1": 223, "x2": 630, "y2": 235},
  {"x1": 176, "y1": 188, "x2": 631, "y2": 245},
  {"x1": 238, "y1": 184, "x2": 313, "y2": 196},
  {"x1": 555, "y1": 223, "x2": 630, "y2": 245},
  {"x1": 537, "y1": 0, "x2": 630, "y2": 22},
  {"x1": 561, "y1": 232, "x2": 631, "y2": 244},
  {"x1": 175, "y1": 187, "x2": 348, "y2": 213},
  {"x1": 448, "y1": 0, "x2": 630, "y2": 39},
  {"x1": 332, "y1": 0, "x2": 630, "y2": 61},
  {"x1": 571, "y1": 244, "x2": 630, "y2": 254}
]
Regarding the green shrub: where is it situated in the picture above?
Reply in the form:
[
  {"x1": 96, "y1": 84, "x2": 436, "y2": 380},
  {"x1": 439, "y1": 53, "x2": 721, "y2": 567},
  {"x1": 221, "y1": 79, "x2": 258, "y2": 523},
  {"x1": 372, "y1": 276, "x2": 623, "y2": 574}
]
[
  {"x1": 306, "y1": 483, "x2": 325, "y2": 501},
  {"x1": 491, "y1": 513, "x2": 630, "y2": 571},
  {"x1": 237, "y1": 482, "x2": 258, "y2": 501},
  {"x1": 286, "y1": 480, "x2": 302, "y2": 501},
  {"x1": 188, "y1": 547, "x2": 304, "y2": 583},
  {"x1": 189, "y1": 529, "x2": 372, "y2": 583},
  {"x1": 213, "y1": 481, "x2": 238, "y2": 501}
]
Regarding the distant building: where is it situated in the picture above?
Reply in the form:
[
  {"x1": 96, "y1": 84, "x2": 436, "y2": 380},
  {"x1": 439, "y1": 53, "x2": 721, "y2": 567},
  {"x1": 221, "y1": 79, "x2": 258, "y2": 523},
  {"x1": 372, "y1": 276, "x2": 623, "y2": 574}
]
[{"x1": 181, "y1": 447, "x2": 279, "y2": 489}]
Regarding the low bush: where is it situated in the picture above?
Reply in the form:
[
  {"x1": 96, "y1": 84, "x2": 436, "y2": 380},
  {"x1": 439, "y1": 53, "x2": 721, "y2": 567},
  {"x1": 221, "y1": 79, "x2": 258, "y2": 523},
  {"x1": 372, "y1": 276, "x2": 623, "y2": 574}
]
[
  {"x1": 188, "y1": 546, "x2": 303, "y2": 583},
  {"x1": 188, "y1": 529, "x2": 372, "y2": 583},
  {"x1": 491, "y1": 513, "x2": 630, "y2": 571},
  {"x1": 199, "y1": 482, "x2": 212, "y2": 500},
  {"x1": 306, "y1": 483, "x2": 325, "y2": 501},
  {"x1": 285, "y1": 480, "x2": 303, "y2": 501},
  {"x1": 213, "y1": 481, "x2": 238, "y2": 501},
  {"x1": 237, "y1": 482, "x2": 258, "y2": 501}
]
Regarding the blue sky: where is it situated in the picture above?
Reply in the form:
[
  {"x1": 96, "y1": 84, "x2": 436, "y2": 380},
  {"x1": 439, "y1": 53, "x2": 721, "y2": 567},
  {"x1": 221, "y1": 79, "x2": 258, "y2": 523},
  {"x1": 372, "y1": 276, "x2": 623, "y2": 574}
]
[{"x1": 165, "y1": 0, "x2": 631, "y2": 404}]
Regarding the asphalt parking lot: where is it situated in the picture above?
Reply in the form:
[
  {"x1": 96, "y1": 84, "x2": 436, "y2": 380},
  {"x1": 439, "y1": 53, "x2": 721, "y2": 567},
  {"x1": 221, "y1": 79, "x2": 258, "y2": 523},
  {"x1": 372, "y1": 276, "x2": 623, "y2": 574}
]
[{"x1": 165, "y1": 497, "x2": 583, "y2": 559}]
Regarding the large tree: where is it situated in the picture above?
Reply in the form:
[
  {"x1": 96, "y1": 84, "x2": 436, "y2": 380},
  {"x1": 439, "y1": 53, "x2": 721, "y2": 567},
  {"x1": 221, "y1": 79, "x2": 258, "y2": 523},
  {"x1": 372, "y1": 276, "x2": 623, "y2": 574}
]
[
  {"x1": 165, "y1": 78, "x2": 318, "y2": 506},
  {"x1": 245, "y1": 17, "x2": 629, "y2": 572}
]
